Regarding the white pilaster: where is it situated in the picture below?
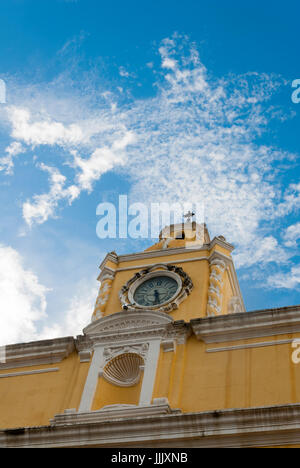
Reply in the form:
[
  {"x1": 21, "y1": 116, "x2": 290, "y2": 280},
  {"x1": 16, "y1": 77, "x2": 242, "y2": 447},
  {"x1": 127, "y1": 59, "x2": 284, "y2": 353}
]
[
  {"x1": 78, "y1": 346, "x2": 104, "y2": 412},
  {"x1": 139, "y1": 339, "x2": 161, "y2": 406}
]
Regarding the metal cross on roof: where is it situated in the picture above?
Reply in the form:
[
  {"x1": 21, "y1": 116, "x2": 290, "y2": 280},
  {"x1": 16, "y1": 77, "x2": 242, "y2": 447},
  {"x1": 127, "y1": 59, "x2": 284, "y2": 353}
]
[{"x1": 183, "y1": 210, "x2": 195, "y2": 223}]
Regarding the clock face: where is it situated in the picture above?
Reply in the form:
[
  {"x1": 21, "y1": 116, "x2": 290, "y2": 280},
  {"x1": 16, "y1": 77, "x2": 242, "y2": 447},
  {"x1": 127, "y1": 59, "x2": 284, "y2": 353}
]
[{"x1": 133, "y1": 275, "x2": 179, "y2": 307}]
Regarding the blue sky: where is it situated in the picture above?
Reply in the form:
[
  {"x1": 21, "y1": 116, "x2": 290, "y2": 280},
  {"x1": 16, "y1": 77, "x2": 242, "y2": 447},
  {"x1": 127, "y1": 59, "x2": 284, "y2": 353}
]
[{"x1": 0, "y1": 0, "x2": 300, "y2": 345}]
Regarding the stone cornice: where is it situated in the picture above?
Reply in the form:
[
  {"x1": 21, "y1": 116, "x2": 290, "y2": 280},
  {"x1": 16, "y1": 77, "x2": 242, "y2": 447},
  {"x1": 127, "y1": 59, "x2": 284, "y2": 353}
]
[
  {"x1": 97, "y1": 265, "x2": 116, "y2": 282},
  {"x1": 2, "y1": 403, "x2": 300, "y2": 447},
  {"x1": 0, "y1": 337, "x2": 75, "y2": 370},
  {"x1": 209, "y1": 236, "x2": 235, "y2": 253},
  {"x1": 99, "y1": 236, "x2": 234, "y2": 267},
  {"x1": 191, "y1": 305, "x2": 300, "y2": 343},
  {"x1": 115, "y1": 245, "x2": 210, "y2": 263},
  {"x1": 99, "y1": 252, "x2": 118, "y2": 271}
]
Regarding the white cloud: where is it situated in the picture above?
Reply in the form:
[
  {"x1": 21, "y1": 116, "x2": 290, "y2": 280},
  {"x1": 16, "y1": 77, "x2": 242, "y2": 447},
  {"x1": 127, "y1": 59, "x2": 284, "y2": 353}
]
[
  {"x1": 8, "y1": 107, "x2": 84, "y2": 147},
  {"x1": 0, "y1": 244, "x2": 49, "y2": 346},
  {"x1": 22, "y1": 131, "x2": 135, "y2": 226},
  {"x1": 22, "y1": 163, "x2": 80, "y2": 226},
  {"x1": 0, "y1": 141, "x2": 25, "y2": 174},
  {"x1": 268, "y1": 265, "x2": 300, "y2": 290},
  {"x1": 277, "y1": 183, "x2": 300, "y2": 217},
  {"x1": 282, "y1": 222, "x2": 300, "y2": 248},
  {"x1": 119, "y1": 66, "x2": 135, "y2": 78},
  {"x1": 233, "y1": 235, "x2": 289, "y2": 268},
  {"x1": 73, "y1": 131, "x2": 136, "y2": 191}
]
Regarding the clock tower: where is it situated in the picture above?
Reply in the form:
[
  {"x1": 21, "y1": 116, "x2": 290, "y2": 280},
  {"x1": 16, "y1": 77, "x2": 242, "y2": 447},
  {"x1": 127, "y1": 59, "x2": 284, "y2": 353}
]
[{"x1": 75, "y1": 221, "x2": 245, "y2": 413}]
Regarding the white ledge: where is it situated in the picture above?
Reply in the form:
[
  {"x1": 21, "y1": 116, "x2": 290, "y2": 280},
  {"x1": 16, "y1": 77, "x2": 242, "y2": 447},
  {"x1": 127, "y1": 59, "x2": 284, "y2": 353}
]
[
  {"x1": 0, "y1": 337, "x2": 75, "y2": 370},
  {"x1": 2, "y1": 403, "x2": 300, "y2": 448},
  {"x1": 191, "y1": 305, "x2": 300, "y2": 343}
]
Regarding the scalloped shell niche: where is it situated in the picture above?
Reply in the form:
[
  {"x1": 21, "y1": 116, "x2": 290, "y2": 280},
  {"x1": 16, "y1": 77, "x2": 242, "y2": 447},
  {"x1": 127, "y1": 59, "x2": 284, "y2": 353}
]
[{"x1": 103, "y1": 353, "x2": 144, "y2": 387}]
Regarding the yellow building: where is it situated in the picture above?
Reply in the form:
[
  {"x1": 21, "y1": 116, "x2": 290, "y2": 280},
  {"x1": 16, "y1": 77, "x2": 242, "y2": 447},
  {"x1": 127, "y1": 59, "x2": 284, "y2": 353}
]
[{"x1": 1, "y1": 222, "x2": 300, "y2": 448}]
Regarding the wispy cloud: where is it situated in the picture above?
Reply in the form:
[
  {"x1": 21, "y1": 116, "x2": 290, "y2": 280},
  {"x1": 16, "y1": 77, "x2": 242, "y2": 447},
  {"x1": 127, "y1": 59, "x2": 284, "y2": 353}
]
[
  {"x1": 0, "y1": 34, "x2": 299, "y2": 285},
  {"x1": 8, "y1": 107, "x2": 84, "y2": 147},
  {"x1": 0, "y1": 141, "x2": 25, "y2": 174},
  {"x1": 283, "y1": 222, "x2": 300, "y2": 247},
  {"x1": 22, "y1": 163, "x2": 80, "y2": 226},
  {"x1": 268, "y1": 265, "x2": 300, "y2": 290},
  {"x1": 119, "y1": 66, "x2": 136, "y2": 79}
]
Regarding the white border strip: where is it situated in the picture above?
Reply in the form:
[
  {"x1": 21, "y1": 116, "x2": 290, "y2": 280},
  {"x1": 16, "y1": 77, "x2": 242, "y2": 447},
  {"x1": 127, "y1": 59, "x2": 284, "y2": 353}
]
[
  {"x1": 206, "y1": 339, "x2": 294, "y2": 353},
  {"x1": 0, "y1": 367, "x2": 59, "y2": 378}
]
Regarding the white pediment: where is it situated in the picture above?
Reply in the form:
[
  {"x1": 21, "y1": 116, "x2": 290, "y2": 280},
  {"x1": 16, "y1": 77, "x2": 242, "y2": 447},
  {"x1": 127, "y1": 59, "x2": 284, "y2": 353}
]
[{"x1": 83, "y1": 309, "x2": 173, "y2": 337}]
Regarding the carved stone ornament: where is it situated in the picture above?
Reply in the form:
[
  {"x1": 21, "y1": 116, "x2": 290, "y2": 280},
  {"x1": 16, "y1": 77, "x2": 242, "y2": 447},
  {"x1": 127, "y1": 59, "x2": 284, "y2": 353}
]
[
  {"x1": 206, "y1": 258, "x2": 226, "y2": 316},
  {"x1": 102, "y1": 352, "x2": 144, "y2": 387},
  {"x1": 119, "y1": 263, "x2": 193, "y2": 313}
]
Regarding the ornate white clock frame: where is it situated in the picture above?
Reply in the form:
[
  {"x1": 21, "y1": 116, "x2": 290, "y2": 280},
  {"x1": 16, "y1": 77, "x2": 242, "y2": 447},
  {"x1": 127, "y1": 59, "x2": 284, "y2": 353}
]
[{"x1": 119, "y1": 263, "x2": 193, "y2": 313}]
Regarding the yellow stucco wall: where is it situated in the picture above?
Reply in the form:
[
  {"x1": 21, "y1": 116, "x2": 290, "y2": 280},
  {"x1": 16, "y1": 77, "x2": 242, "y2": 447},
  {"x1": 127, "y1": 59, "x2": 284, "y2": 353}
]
[
  {"x1": 0, "y1": 352, "x2": 90, "y2": 429},
  {"x1": 92, "y1": 374, "x2": 143, "y2": 410},
  {"x1": 1, "y1": 332, "x2": 300, "y2": 429},
  {"x1": 153, "y1": 334, "x2": 300, "y2": 413}
]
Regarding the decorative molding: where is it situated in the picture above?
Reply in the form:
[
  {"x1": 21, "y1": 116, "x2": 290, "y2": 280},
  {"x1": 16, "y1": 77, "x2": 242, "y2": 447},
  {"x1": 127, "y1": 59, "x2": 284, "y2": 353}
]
[
  {"x1": 97, "y1": 266, "x2": 116, "y2": 283},
  {"x1": 119, "y1": 264, "x2": 193, "y2": 314},
  {"x1": 209, "y1": 236, "x2": 235, "y2": 252},
  {"x1": 75, "y1": 335, "x2": 93, "y2": 362},
  {"x1": 81, "y1": 310, "x2": 191, "y2": 351},
  {"x1": 52, "y1": 398, "x2": 179, "y2": 427},
  {"x1": 115, "y1": 256, "x2": 209, "y2": 272},
  {"x1": 0, "y1": 367, "x2": 59, "y2": 378},
  {"x1": 206, "y1": 258, "x2": 226, "y2": 317},
  {"x1": 112, "y1": 236, "x2": 234, "y2": 264},
  {"x1": 227, "y1": 296, "x2": 244, "y2": 314},
  {"x1": 82, "y1": 309, "x2": 174, "y2": 345},
  {"x1": 93, "y1": 261, "x2": 117, "y2": 321},
  {"x1": 0, "y1": 337, "x2": 75, "y2": 370},
  {"x1": 208, "y1": 249, "x2": 245, "y2": 313},
  {"x1": 191, "y1": 305, "x2": 300, "y2": 343},
  {"x1": 161, "y1": 339, "x2": 176, "y2": 352},
  {"x1": 4, "y1": 403, "x2": 300, "y2": 448},
  {"x1": 102, "y1": 352, "x2": 144, "y2": 387},
  {"x1": 78, "y1": 350, "x2": 92, "y2": 363},
  {"x1": 102, "y1": 343, "x2": 149, "y2": 364},
  {"x1": 99, "y1": 251, "x2": 118, "y2": 271},
  {"x1": 100, "y1": 344, "x2": 149, "y2": 387},
  {"x1": 77, "y1": 310, "x2": 190, "y2": 412},
  {"x1": 206, "y1": 338, "x2": 294, "y2": 353},
  {"x1": 116, "y1": 246, "x2": 209, "y2": 263},
  {"x1": 92, "y1": 275, "x2": 115, "y2": 322}
]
